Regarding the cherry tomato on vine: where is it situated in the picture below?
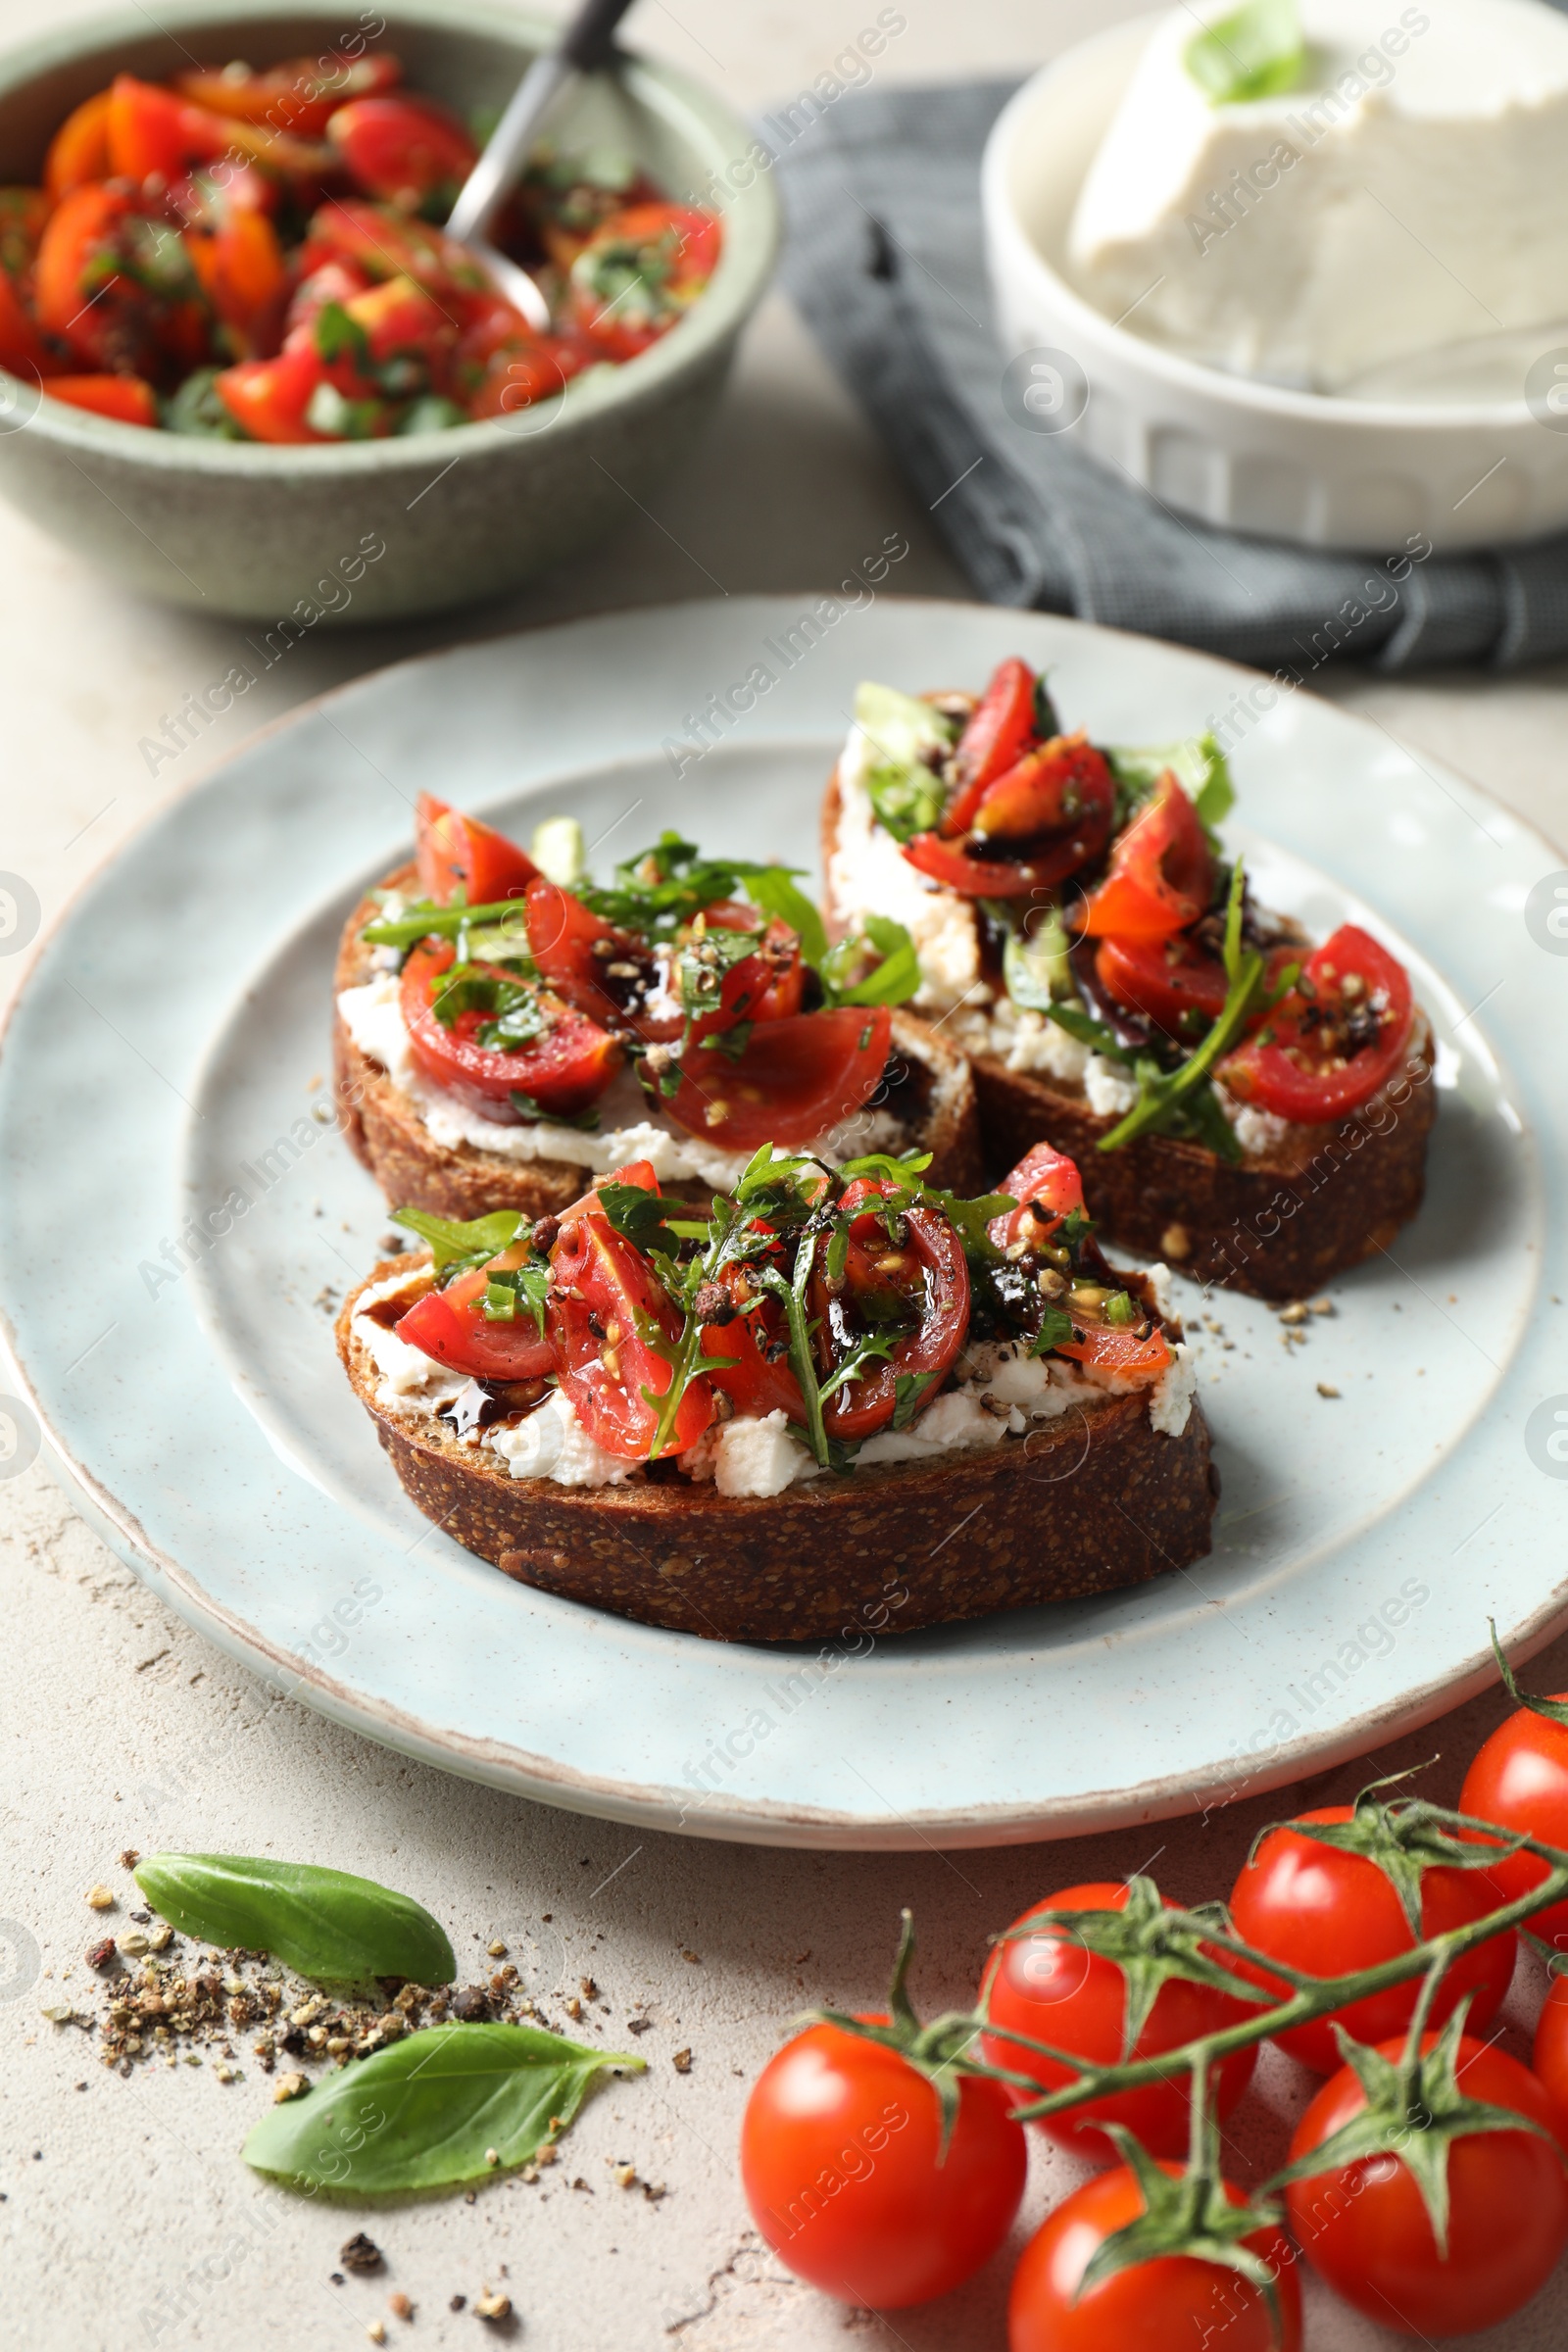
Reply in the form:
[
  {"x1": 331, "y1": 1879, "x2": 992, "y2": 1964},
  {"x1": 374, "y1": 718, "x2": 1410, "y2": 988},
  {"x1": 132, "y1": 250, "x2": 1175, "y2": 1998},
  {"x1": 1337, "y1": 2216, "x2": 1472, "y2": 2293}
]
[
  {"x1": 978, "y1": 1884, "x2": 1257, "y2": 2160},
  {"x1": 742, "y1": 2015, "x2": 1026, "y2": 2309},
  {"x1": 1008, "y1": 2162, "x2": 1301, "y2": 2352},
  {"x1": 1459, "y1": 1689, "x2": 1568, "y2": 1953},
  {"x1": 1285, "y1": 2034, "x2": 1568, "y2": 2338},
  {"x1": 1533, "y1": 1970, "x2": 1568, "y2": 2136},
  {"x1": 1228, "y1": 1807, "x2": 1516, "y2": 2074}
]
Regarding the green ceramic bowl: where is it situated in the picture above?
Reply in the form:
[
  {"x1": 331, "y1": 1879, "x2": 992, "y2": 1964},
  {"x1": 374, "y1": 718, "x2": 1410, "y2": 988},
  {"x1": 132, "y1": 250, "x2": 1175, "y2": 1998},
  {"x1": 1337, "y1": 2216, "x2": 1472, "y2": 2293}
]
[{"x1": 0, "y1": 0, "x2": 777, "y2": 620}]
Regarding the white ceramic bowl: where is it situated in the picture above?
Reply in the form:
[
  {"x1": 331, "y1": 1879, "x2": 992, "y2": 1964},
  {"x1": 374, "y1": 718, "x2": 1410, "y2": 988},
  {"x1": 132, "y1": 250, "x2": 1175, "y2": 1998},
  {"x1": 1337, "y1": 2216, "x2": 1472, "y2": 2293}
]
[{"x1": 981, "y1": 14, "x2": 1568, "y2": 552}]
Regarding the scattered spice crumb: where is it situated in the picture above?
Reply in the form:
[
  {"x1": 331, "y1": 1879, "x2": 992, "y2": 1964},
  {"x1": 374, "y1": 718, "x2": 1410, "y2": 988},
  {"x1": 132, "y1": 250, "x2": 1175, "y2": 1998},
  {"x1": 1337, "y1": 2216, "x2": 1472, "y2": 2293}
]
[
  {"x1": 1317, "y1": 1383, "x2": 1341, "y2": 1399},
  {"x1": 85, "y1": 1937, "x2": 117, "y2": 1972},
  {"x1": 681, "y1": 1950, "x2": 701, "y2": 1965},
  {"x1": 1310, "y1": 1298, "x2": 1335, "y2": 1317},
  {"x1": 614, "y1": 2164, "x2": 637, "y2": 2188},
  {"x1": 367, "y1": 2327, "x2": 387, "y2": 2346},
  {"x1": 341, "y1": 2233, "x2": 383, "y2": 2275},
  {"x1": 487, "y1": 1941, "x2": 508, "y2": 1958},
  {"x1": 672, "y1": 2048, "x2": 692, "y2": 2073},
  {"x1": 388, "y1": 2292, "x2": 413, "y2": 2323},
  {"x1": 627, "y1": 2017, "x2": 653, "y2": 2035},
  {"x1": 119, "y1": 1849, "x2": 140, "y2": 1871},
  {"x1": 474, "y1": 2291, "x2": 512, "y2": 2321},
  {"x1": 85, "y1": 1886, "x2": 115, "y2": 1911},
  {"x1": 484, "y1": 2147, "x2": 500, "y2": 2168},
  {"x1": 579, "y1": 1976, "x2": 598, "y2": 1999},
  {"x1": 1278, "y1": 1301, "x2": 1308, "y2": 1325},
  {"x1": 274, "y1": 2072, "x2": 309, "y2": 2102},
  {"x1": 450, "y1": 2296, "x2": 466, "y2": 2312}
]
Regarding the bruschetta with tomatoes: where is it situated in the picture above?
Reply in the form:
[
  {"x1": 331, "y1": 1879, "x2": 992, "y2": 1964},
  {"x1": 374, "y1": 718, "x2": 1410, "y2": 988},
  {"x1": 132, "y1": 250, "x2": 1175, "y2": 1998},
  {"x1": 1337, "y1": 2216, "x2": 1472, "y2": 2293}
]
[
  {"x1": 821, "y1": 660, "x2": 1437, "y2": 1300},
  {"x1": 334, "y1": 795, "x2": 983, "y2": 1223},
  {"x1": 337, "y1": 1141, "x2": 1216, "y2": 1642}
]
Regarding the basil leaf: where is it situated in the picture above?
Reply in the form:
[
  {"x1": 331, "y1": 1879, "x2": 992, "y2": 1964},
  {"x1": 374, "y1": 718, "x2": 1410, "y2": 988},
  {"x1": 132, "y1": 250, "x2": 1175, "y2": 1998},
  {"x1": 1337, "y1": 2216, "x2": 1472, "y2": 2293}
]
[
  {"x1": 314, "y1": 299, "x2": 371, "y2": 369},
  {"x1": 133, "y1": 1855, "x2": 455, "y2": 1985},
  {"x1": 510, "y1": 1089, "x2": 600, "y2": 1132},
  {"x1": 482, "y1": 1258, "x2": 551, "y2": 1333},
  {"x1": 242, "y1": 2021, "x2": 643, "y2": 2192},
  {"x1": 891, "y1": 1369, "x2": 941, "y2": 1429},
  {"x1": 828, "y1": 915, "x2": 920, "y2": 1007},
  {"x1": 596, "y1": 1182, "x2": 687, "y2": 1259},
  {"x1": 1030, "y1": 1304, "x2": 1077, "y2": 1358},
  {"x1": 392, "y1": 1207, "x2": 522, "y2": 1273},
  {"x1": 1184, "y1": 0, "x2": 1303, "y2": 104},
  {"x1": 1106, "y1": 734, "x2": 1234, "y2": 834}
]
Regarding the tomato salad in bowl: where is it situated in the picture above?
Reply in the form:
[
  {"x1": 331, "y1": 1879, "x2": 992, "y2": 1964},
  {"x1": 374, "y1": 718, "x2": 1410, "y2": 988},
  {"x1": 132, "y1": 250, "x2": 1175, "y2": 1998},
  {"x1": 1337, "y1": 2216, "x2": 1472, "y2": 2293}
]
[
  {"x1": 333, "y1": 793, "x2": 985, "y2": 1224},
  {"x1": 1, "y1": 42, "x2": 718, "y2": 434},
  {"x1": 337, "y1": 1139, "x2": 1213, "y2": 1641},
  {"x1": 822, "y1": 658, "x2": 1438, "y2": 1298}
]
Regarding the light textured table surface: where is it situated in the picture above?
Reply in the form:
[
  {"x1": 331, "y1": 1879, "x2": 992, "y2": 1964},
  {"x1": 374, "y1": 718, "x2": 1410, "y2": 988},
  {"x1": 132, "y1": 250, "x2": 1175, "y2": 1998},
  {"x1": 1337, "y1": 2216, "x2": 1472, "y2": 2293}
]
[{"x1": 4, "y1": 3, "x2": 1568, "y2": 2347}]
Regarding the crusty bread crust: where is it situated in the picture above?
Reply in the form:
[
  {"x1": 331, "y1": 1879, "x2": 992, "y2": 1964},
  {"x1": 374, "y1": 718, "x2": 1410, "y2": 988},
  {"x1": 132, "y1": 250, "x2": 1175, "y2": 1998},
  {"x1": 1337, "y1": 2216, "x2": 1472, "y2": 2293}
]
[
  {"x1": 821, "y1": 775, "x2": 1438, "y2": 1300},
  {"x1": 338, "y1": 1264, "x2": 1216, "y2": 1643},
  {"x1": 332, "y1": 864, "x2": 984, "y2": 1219}
]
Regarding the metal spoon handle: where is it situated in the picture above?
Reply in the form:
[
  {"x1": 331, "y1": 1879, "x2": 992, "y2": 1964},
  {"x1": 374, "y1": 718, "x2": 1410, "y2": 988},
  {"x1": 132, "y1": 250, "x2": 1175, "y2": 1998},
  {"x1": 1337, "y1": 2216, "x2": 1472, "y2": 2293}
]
[{"x1": 446, "y1": 0, "x2": 639, "y2": 245}]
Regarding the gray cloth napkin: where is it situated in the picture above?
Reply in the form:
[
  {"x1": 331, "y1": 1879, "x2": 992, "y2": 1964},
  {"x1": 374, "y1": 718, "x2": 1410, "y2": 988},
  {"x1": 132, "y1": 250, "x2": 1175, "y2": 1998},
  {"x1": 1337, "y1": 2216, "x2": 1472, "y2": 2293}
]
[{"x1": 769, "y1": 78, "x2": 1568, "y2": 674}]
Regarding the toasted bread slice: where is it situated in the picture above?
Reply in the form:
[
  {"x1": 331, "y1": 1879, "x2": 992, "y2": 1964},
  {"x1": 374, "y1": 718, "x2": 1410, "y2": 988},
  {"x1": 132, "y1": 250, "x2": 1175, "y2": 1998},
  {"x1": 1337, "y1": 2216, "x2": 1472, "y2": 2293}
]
[
  {"x1": 333, "y1": 863, "x2": 984, "y2": 1220},
  {"x1": 821, "y1": 775, "x2": 1438, "y2": 1300},
  {"x1": 339, "y1": 1262, "x2": 1217, "y2": 1643}
]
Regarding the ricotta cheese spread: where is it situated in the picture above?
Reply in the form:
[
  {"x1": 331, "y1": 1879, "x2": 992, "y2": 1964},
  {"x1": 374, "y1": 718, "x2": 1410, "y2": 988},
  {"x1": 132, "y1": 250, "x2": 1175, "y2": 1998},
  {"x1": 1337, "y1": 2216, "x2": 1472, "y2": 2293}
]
[
  {"x1": 682, "y1": 1410, "x2": 826, "y2": 1497},
  {"x1": 1068, "y1": 0, "x2": 1568, "y2": 392},
  {"x1": 828, "y1": 727, "x2": 987, "y2": 1018},
  {"x1": 337, "y1": 971, "x2": 905, "y2": 1189},
  {"x1": 350, "y1": 1266, "x2": 467, "y2": 1418}
]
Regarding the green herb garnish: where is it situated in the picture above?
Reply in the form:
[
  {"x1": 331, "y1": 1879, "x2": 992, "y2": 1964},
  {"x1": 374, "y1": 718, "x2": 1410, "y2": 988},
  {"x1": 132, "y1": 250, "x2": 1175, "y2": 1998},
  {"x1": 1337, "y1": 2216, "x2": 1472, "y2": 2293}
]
[
  {"x1": 391, "y1": 1206, "x2": 523, "y2": 1281},
  {"x1": 1184, "y1": 0, "x2": 1304, "y2": 105}
]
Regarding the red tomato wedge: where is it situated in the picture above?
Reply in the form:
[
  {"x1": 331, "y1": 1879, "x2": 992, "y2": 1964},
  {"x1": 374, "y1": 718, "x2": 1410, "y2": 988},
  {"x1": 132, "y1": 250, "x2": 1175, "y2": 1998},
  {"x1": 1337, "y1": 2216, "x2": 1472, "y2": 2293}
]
[
  {"x1": 988, "y1": 1141, "x2": 1085, "y2": 1252},
  {"x1": 399, "y1": 939, "x2": 620, "y2": 1119},
  {"x1": 522, "y1": 875, "x2": 644, "y2": 1025},
  {"x1": 45, "y1": 372, "x2": 158, "y2": 424},
  {"x1": 942, "y1": 656, "x2": 1037, "y2": 836},
  {"x1": 33, "y1": 183, "x2": 133, "y2": 364},
  {"x1": 1056, "y1": 1323, "x2": 1172, "y2": 1384},
  {"x1": 327, "y1": 95, "x2": 476, "y2": 208},
  {"x1": 698, "y1": 1250, "x2": 807, "y2": 1425},
  {"x1": 43, "y1": 89, "x2": 113, "y2": 200},
  {"x1": 569, "y1": 201, "x2": 720, "y2": 361},
  {"x1": 1079, "y1": 769, "x2": 1212, "y2": 943},
  {"x1": 106, "y1": 75, "x2": 230, "y2": 183},
  {"x1": 0, "y1": 270, "x2": 63, "y2": 379},
  {"x1": 547, "y1": 1208, "x2": 714, "y2": 1459},
  {"x1": 1218, "y1": 923, "x2": 1413, "y2": 1123},
  {"x1": 416, "y1": 793, "x2": 537, "y2": 907},
  {"x1": 185, "y1": 206, "x2": 287, "y2": 354},
  {"x1": 970, "y1": 733, "x2": 1114, "y2": 844},
  {"x1": 393, "y1": 1251, "x2": 554, "y2": 1382},
  {"x1": 175, "y1": 53, "x2": 402, "y2": 138},
  {"x1": 214, "y1": 339, "x2": 328, "y2": 439},
  {"x1": 663, "y1": 1004, "x2": 892, "y2": 1154},
  {"x1": 1097, "y1": 932, "x2": 1230, "y2": 1036},
  {"x1": 808, "y1": 1178, "x2": 969, "y2": 1441},
  {"x1": 303, "y1": 198, "x2": 490, "y2": 294}
]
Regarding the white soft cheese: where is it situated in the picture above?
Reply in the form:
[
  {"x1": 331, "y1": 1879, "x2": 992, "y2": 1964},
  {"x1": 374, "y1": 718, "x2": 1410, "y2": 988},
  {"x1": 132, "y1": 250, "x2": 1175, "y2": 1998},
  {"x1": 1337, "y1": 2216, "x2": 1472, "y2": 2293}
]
[
  {"x1": 1068, "y1": 0, "x2": 1568, "y2": 392},
  {"x1": 486, "y1": 1388, "x2": 637, "y2": 1488},
  {"x1": 1083, "y1": 1054, "x2": 1141, "y2": 1116},
  {"x1": 682, "y1": 1410, "x2": 827, "y2": 1497},
  {"x1": 1215, "y1": 1083, "x2": 1295, "y2": 1158},
  {"x1": 986, "y1": 998, "x2": 1093, "y2": 1083},
  {"x1": 350, "y1": 1266, "x2": 467, "y2": 1418},
  {"x1": 337, "y1": 974, "x2": 903, "y2": 1187},
  {"x1": 828, "y1": 729, "x2": 986, "y2": 1017}
]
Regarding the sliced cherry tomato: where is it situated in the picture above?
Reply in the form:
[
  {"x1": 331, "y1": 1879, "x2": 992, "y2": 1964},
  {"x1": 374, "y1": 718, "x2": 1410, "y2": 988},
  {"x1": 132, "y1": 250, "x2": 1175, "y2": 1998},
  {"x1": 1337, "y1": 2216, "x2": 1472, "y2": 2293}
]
[
  {"x1": 988, "y1": 1141, "x2": 1085, "y2": 1253},
  {"x1": 44, "y1": 372, "x2": 158, "y2": 424},
  {"x1": 742, "y1": 2014, "x2": 1026, "y2": 2310},
  {"x1": 1098, "y1": 932, "x2": 1230, "y2": 1037},
  {"x1": 1285, "y1": 2034, "x2": 1568, "y2": 2338},
  {"x1": 43, "y1": 90, "x2": 113, "y2": 200},
  {"x1": 214, "y1": 339, "x2": 327, "y2": 439},
  {"x1": 185, "y1": 205, "x2": 287, "y2": 356},
  {"x1": 0, "y1": 269, "x2": 63, "y2": 379},
  {"x1": 415, "y1": 794, "x2": 537, "y2": 906},
  {"x1": 0, "y1": 185, "x2": 50, "y2": 284},
  {"x1": 569, "y1": 201, "x2": 720, "y2": 361},
  {"x1": 302, "y1": 199, "x2": 490, "y2": 297},
  {"x1": 393, "y1": 1248, "x2": 554, "y2": 1381},
  {"x1": 902, "y1": 741, "x2": 1113, "y2": 901},
  {"x1": 175, "y1": 52, "x2": 402, "y2": 138},
  {"x1": 804, "y1": 1176, "x2": 968, "y2": 1441},
  {"x1": 327, "y1": 95, "x2": 476, "y2": 210},
  {"x1": 463, "y1": 330, "x2": 577, "y2": 419},
  {"x1": 1228, "y1": 1805, "x2": 1516, "y2": 2074},
  {"x1": 1534, "y1": 1971, "x2": 1568, "y2": 2135},
  {"x1": 523, "y1": 875, "x2": 647, "y2": 1026},
  {"x1": 35, "y1": 184, "x2": 211, "y2": 379},
  {"x1": 663, "y1": 1004, "x2": 893, "y2": 1156},
  {"x1": 283, "y1": 256, "x2": 372, "y2": 341},
  {"x1": 1055, "y1": 1321, "x2": 1172, "y2": 1384},
  {"x1": 400, "y1": 939, "x2": 620, "y2": 1119},
  {"x1": 1218, "y1": 923, "x2": 1413, "y2": 1123},
  {"x1": 106, "y1": 75, "x2": 230, "y2": 184},
  {"x1": 971, "y1": 733, "x2": 1115, "y2": 844},
  {"x1": 698, "y1": 1250, "x2": 807, "y2": 1425},
  {"x1": 1459, "y1": 1689, "x2": 1568, "y2": 1954},
  {"x1": 979, "y1": 1884, "x2": 1257, "y2": 2160},
  {"x1": 547, "y1": 1206, "x2": 713, "y2": 1459},
  {"x1": 1079, "y1": 770, "x2": 1212, "y2": 944},
  {"x1": 1009, "y1": 2162, "x2": 1301, "y2": 2352},
  {"x1": 942, "y1": 658, "x2": 1039, "y2": 836}
]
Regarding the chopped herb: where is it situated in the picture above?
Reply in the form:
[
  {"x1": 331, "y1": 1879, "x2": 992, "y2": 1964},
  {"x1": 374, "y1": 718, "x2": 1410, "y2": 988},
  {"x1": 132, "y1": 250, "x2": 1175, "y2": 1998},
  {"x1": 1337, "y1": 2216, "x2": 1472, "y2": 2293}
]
[
  {"x1": 510, "y1": 1090, "x2": 601, "y2": 1131},
  {"x1": 1106, "y1": 734, "x2": 1235, "y2": 838},
  {"x1": 391, "y1": 1206, "x2": 523, "y2": 1281},
  {"x1": 677, "y1": 923, "x2": 761, "y2": 1014},
  {"x1": 1105, "y1": 1292, "x2": 1138, "y2": 1327},
  {"x1": 1029, "y1": 1304, "x2": 1078, "y2": 1358},
  {"x1": 594, "y1": 1183, "x2": 690, "y2": 1261},
  {"x1": 1185, "y1": 0, "x2": 1304, "y2": 105},
  {"x1": 1000, "y1": 902, "x2": 1077, "y2": 1012},
  {"x1": 891, "y1": 1370, "x2": 941, "y2": 1429},
  {"x1": 699, "y1": 1019, "x2": 755, "y2": 1062},
  {"x1": 314, "y1": 299, "x2": 371, "y2": 369},
  {"x1": 581, "y1": 833, "x2": 791, "y2": 940},
  {"x1": 482, "y1": 1259, "x2": 551, "y2": 1334},
  {"x1": 854, "y1": 680, "x2": 957, "y2": 843},
  {"x1": 429, "y1": 964, "x2": 548, "y2": 1051}
]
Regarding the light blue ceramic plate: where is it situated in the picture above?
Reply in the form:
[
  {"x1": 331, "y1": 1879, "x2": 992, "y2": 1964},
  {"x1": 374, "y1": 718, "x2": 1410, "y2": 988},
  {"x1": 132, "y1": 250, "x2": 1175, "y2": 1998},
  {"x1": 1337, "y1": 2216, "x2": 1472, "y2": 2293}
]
[{"x1": 2, "y1": 599, "x2": 1565, "y2": 1848}]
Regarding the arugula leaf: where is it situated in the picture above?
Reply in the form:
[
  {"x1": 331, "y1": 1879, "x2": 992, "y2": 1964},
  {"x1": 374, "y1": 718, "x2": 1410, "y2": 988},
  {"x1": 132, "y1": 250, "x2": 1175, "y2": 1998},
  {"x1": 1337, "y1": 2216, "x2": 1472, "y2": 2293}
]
[
  {"x1": 134, "y1": 1855, "x2": 454, "y2": 1986},
  {"x1": 1184, "y1": 0, "x2": 1304, "y2": 104},
  {"x1": 1035, "y1": 675, "x2": 1061, "y2": 740},
  {"x1": 818, "y1": 1327, "x2": 902, "y2": 1403},
  {"x1": 243, "y1": 2020, "x2": 643, "y2": 2192},
  {"x1": 581, "y1": 832, "x2": 787, "y2": 939},
  {"x1": 510, "y1": 1090, "x2": 601, "y2": 1132},
  {"x1": 1046, "y1": 1002, "x2": 1134, "y2": 1063},
  {"x1": 1105, "y1": 734, "x2": 1235, "y2": 837},
  {"x1": 1029, "y1": 1304, "x2": 1077, "y2": 1358},
  {"x1": 482, "y1": 1259, "x2": 552, "y2": 1334},
  {"x1": 595, "y1": 1182, "x2": 688, "y2": 1260},
  {"x1": 824, "y1": 914, "x2": 920, "y2": 1007},
  {"x1": 392, "y1": 1206, "x2": 522, "y2": 1276},
  {"x1": 742, "y1": 866, "x2": 828, "y2": 967},
  {"x1": 891, "y1": 1369, "x2": 941, "y2": 1430},
  {"x1": 839, "y1": 1149, "x2": 934, "y2": 1187},
  {"x1": 363, "y1": 897, "x2": 532, "y2": 952},
  {"x1": 854, "y1": 680, "x2": 956, "y2": 843}
]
